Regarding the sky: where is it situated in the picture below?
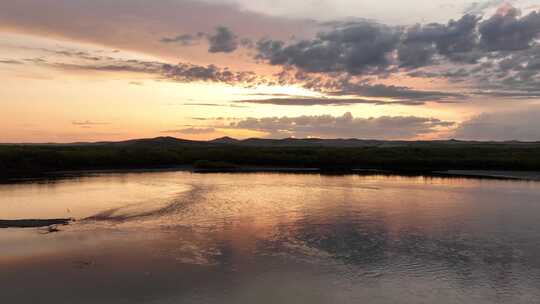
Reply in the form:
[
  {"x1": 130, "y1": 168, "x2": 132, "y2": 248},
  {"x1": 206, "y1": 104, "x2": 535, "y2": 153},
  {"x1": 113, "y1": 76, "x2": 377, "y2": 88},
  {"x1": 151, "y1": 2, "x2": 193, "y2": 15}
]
[{"x1": 1, "y1": 0, "x2": 540, "y2": 142}]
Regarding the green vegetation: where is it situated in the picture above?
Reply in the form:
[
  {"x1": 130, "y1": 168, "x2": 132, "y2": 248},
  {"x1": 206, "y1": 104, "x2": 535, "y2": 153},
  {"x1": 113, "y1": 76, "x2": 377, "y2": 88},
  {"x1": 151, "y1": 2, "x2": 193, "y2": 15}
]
[{"x1": 1, "y1": 138, "x2": 540, "y2": 178}]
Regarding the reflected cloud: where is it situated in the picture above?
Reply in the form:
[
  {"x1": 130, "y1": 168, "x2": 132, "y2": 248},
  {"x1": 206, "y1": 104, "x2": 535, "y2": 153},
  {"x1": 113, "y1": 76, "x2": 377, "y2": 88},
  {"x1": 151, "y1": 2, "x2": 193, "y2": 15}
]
[{"x1": 2, "y1": 172, "x2": 540, "y2": 303}]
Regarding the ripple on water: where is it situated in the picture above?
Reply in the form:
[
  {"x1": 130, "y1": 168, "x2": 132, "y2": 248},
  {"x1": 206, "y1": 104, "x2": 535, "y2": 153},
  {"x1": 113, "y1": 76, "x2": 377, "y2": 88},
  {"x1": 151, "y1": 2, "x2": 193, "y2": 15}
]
[{"x1": 2, "y1": 172, "x2": 540, "y2": 304}]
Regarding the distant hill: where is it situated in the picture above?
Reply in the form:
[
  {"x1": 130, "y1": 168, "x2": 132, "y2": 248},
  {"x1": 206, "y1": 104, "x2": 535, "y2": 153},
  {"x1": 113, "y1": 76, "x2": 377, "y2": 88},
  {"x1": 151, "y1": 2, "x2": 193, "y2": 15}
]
[
  {"x1": 111, "y1": 136, "x2": 203, "y2": 147},
  {"x1": 209, "y1": 136, "x2": 240, "y2": 144},
  {"x1": 9, "y1": 136, "x2": 537, "y2": 148}
]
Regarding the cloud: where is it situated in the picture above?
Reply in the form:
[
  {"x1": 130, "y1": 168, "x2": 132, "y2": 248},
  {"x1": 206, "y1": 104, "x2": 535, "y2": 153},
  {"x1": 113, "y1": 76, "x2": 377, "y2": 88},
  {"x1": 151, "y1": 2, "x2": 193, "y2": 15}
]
[
  {"x1": 400, "y1": 14, "x2": 481, "y2": 64},
  {"x1": 43, "y1": 52, "x2": 165, "y2": 74},
  {"x1": 227, "y1": 112, "x2": 454, "y2": 139},
  {"x1": 72, "y1": 120, "x2": 110, "y2": 128},
  {"x1": 160, "y1": 32, "x2": 206, "y2": 46},
  {"x1": 255, "y1": 15, "x2": 485, "y2": 74},
  {"x1": 240, "y1": 38, "x2": 254, "y2": 49},
  {"x1": 467, "y1": 44, "x2": 540, "y2": 94},
  {"x1": 183, "y1": 103, "x2": 248, "y2": 108},
  {"x1": 454, "y1": 108, "x2": 540, "y2": 141},
  {"x1": 463, "y1": 0, "x2": 508, "y2": 14},
  {"x1": 267, "y1": 69, "x2": 467, "y2": 103},
  {"x1": 256, "y1": 21, "x2": 401, "y2": 74},
  {"x1": 162, "y1": 63, "x2": 261, "y2": 84},
  {"x1": 324, "y1": 83, "x2": 466, "y2": 102},
  {"x1": 51, "y1": 61, "x2": 162, "y2": 74},
  {"x1": 44, "y1": 49, "x2": 467, "y2": 107},
  {"x1": 6, "y1": 2, "x2": 540, "y2": 103},
  {"x1": 42, "y1": 49, "x2": 104, "y2": 61},
  {"x1": 32, "y1": 47, "x2": 459, "y2": 97},
  {"x1": 161, "y1": 127, "x2": 216, "y2": 135},
  {"x1": 252, "y1": 8, "x2": 540, "y2": 96},
  {"x1": 397, "y1": 39, "x2": 437, "y2": 68},
  {"x1": 473, "y1": 89, "x2": 540, "y2": 99},
  {"x1": 208, "y1": 26, "x2": 239, "y2": 53},
  {"x1": 161, "y1": 27, "x2": 244, "y2": 53},
  {"x1": 18, "y1": 34, "x2": 537, "y2": 103},
  {"x1": 0, "y1": 0, "x2": 311, "y2": 62},
  {"x1": 198, "y1": 0, "x2": 505, "y2": 24},
  {"x1": 234, "y1": 97, "x2": 425, "y2": 106},
  {"x1": 0, "y1": 59, "x2": 24, "y2": 65},
  {"x1": 58, "y1": 60, "x2": 263, "y2": 86},
  {"x1": 30, "y1": 50, "x2": 267, "y2": 86},
  {"x1": 479, "y1": 8, "x2": 540, "y2": 51}
]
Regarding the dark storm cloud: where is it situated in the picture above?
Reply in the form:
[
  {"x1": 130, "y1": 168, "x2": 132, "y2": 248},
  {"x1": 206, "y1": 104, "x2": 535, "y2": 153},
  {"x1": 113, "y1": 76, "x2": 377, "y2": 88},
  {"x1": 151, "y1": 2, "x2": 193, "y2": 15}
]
[
  {"x1": 256, "y1": 21, "x2": 401, "y2": 74},
  {"x1": 228, "y1": 112, "x2": 454, "y2": 139},
  {"x1": 208, "y1": 26, "x2": 239, "y2": 53},
  {"x1": 479, "y1": 8, "x2": 540, "y2": 51}
]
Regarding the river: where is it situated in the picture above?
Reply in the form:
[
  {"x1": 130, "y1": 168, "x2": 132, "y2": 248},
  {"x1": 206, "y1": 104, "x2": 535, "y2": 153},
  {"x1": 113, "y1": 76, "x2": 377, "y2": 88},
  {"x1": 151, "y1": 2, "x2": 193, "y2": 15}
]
[{"x1": 1, "y1": 171, "x2": 540, "y2": 303}]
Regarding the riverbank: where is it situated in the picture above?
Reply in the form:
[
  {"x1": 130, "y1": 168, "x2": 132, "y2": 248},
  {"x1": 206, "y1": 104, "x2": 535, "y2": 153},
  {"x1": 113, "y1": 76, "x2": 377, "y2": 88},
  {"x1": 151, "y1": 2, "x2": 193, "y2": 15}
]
[
  {"x1": 3, "y1": 165, "x2": 540, "y2": 185},
  {"x1": 2, "y1": 138, "x2": 540, "y2": 180},
  {"x1": 436, "y1": 170, "x2": 540, "y2": 181}
]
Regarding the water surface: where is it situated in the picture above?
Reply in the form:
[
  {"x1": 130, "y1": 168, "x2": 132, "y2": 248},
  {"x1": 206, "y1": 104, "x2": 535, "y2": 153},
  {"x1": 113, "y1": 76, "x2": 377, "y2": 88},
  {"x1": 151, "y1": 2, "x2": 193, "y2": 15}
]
[{"x1": 1, "y1": 172, "x2": 540, "y2": 303}]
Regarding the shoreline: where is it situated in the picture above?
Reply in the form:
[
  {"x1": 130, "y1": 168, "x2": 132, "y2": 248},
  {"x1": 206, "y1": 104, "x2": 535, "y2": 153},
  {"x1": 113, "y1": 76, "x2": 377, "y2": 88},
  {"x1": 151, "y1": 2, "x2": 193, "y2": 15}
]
[
  {"x1": 434, "y1": 170, "x2": 540, "y2": 181},
  {"x1": 2, "y1": 166, "x2": 540, "y2": 183}
]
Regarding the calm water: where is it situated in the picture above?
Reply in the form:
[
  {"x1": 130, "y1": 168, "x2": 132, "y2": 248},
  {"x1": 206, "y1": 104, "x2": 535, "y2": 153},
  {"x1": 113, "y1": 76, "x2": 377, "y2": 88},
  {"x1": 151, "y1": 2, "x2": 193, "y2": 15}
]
[{"x1": 1, "y1": 172, "x2": 540, "y2": 304}]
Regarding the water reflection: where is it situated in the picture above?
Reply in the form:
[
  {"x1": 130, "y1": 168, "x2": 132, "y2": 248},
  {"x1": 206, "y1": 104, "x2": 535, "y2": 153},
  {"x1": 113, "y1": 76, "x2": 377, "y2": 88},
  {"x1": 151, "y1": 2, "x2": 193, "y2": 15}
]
[{"x1": 1, "y1": 172, "x2": 540, "y2": 303}]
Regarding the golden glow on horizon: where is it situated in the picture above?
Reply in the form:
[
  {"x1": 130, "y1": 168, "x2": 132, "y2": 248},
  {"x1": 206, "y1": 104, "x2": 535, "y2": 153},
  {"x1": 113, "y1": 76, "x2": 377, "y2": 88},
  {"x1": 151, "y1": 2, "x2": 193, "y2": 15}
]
[{"x1": 0, "y1": 31, "x2": 491, "y2": 142}]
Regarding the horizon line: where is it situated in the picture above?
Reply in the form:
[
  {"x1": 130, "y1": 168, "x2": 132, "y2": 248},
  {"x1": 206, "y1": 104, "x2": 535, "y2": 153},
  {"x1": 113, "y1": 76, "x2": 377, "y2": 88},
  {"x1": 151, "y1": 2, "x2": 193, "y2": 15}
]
[{"x1": 1, "y1": 136, "x2": 540, "y2": 145}]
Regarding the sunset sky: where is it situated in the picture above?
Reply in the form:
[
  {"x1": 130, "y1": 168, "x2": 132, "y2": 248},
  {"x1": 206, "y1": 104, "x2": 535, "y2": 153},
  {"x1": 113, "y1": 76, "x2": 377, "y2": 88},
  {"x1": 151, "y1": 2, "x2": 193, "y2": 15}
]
[{"x1": 1, "y1": 0, "x2": 540, "y2": 142}]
